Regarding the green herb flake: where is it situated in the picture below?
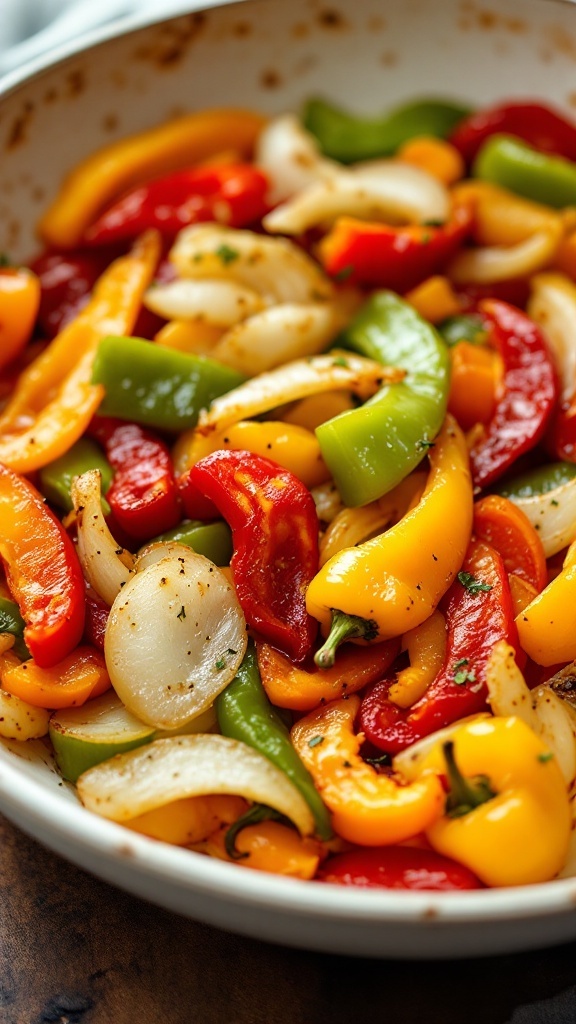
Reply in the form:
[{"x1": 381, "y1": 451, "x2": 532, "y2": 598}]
[
  {"x1": 537, "y1": 751, "x2": 554, "y2": 763},
  {"x1": 457, "y1": 571, "x2": 493, "y2": 596},
  {"x1": 334, "y1": 264, "x2": 355, "y2": 282},
  {"x1": 215, "y1": 658, "x2": 226, "y2": 671},
  {"x1": 416, "y1": 438, "x2": 435, "y2": 452},
  {"x1": 332, "y1": 356, "x2": 349, "y2": 368},
  {"x1": 308, "y1": 735, "x2": 325, "y2": 748},
  {"x1": 215, "y1": 243, "x2": 240, "y2": 266},
  {"x1": 176, "y1": 605, "x2": 186, "y2": 621},
  {"x1": 550, "y1": 499, "x2": 559, "y2": 507}
]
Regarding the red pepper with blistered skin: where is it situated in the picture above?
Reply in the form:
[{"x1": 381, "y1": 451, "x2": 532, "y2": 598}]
[
  {"x1": 89, "y1": 417, "x2": 181, "y2": 541},
  {"x1": 359, "y1": 539, "x2": 518, "y2": 754},
  {"x1": 0, "y1": 462, "x2": 85, "y2": 667},
  {"x1": 469, "y1": 300, "x2": 557, "y2": 489},
  {"x1": 83, "y1": 164, "x2": 270, "y2": 246},
  {"x1": 190, "y1": 449, "x2": 319, "y2": 662},
  {"x1": 450, "y1": 101, "x2": 576, "y2": 165},
  {"x1": 318, "y1": 203, "x2": 471, "y2": 291},
  {"x1": 317, "y1": 845, "x2": 482, "y2": 890}
]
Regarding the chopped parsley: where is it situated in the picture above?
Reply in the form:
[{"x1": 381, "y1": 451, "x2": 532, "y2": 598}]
[
  {"x1": 452, "y1": 658, "x2": 476, "y2": 686},
  {"x1": 215, "y1": 658, "x2": 226, "y2": 670},
  {"x1": 332, "y1": 356, "x2": 349, "y2": 368},
  {"x1": 457, "y1": 571, "x2": 492, "y2": 596},
  {"x1": 537, "y1": 751, "x2": 554, "y2": 763},
  {"x1": 308, "y1": 735, "x2": 325, "y2": 748},
  {"x1": 215, "y1": 243, "x2": 240, "y2": 265}
]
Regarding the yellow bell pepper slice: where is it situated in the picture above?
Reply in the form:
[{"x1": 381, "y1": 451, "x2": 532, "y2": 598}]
[
  {"x1": 39, "y1": 108, "x2": 266, "y2": 248},
  {"x1": 516, "y1": 537, "x2": 576, "y2": 665},
  {"x1": 307, "y1": 415, "x2": 473, "y2": 666},
  {"x1": 0, "y1": 231, "x2": 160, "y2": 473},
  {"x1": 290, "y1": 695, "x2": 444, "y2": 846},
  {"x1": 0, "y1": 268, "x2": 40, "y2": 371},
  {"x1": 388, "y1": 609, "x2": 447, "y2": 709}
]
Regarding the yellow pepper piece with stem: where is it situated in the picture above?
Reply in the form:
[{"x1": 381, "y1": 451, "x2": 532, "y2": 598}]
[
  {"x1": 39, "y1": 109, "x2": 266, "y2": 248},
  {"x1": 516, "y1": 537, "x2": 576, "y2": 666},
  {"x1": 290, "y1": 695, "x2": 444, "y2": 846},
  {"x1": 0, "y1": 232, "x2": 160, "y2": 473},
  {"x1": 307, "y1": 415, "x2": 473, "y2": 667},
  {"x1": 388, "y1": 609, "x2": 447, "y2": 709},
  {"x1": 413, "y1": 716, "x2": 571, "y2": 887}
]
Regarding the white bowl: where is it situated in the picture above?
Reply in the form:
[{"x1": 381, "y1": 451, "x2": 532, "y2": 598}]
[{"x1": 1, "y1": 0, "x2": 576, "y2": 958}]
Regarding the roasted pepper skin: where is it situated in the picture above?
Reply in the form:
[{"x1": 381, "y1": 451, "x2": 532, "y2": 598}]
[
  {"x1": 469, "y1": 301, "x2": 557, "y2": 489},
  {"x1": 316, "y1": 291, "x2": 450, "y2": 507},
  {"x1": 0, "y1": 463, "x2": 85, "y2": 667},
  {"x1": 291, "y1": 696, "x2": 444, "y2": 846},
  {"x1": 190, "y1": 450, "x2": 319, "y2": 663},
  {"x1": 359, "y1": 539, "x2": 518, "y2": 754},
  {"x1": 416, "y1": 716, "x2": 572, "y2": 887},
  {"x1": 216, "y1": 643, "x2": 332, "y2": 840}
]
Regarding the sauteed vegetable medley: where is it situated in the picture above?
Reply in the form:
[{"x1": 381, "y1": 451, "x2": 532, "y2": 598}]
[{"x1": 3, "y1": 95, "x2": 576, "y2": 891}]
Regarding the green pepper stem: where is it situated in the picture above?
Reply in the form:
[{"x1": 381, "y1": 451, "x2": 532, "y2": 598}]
[
  {"x1": 314, "y1": 610, "x2": 378, "y2": 669},
  {"x1": 224, "y1": 804, "x2": 282, "y2": 860},
  {"x1": 443, "y1": 741, "x2": 496, "y2": 819}
]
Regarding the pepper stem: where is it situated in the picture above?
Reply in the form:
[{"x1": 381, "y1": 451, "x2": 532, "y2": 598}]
[
  {"x1": 224, "y1": 804, "x2": 283, "y2": 860},
  {"x1": 443, "y1": 741, "x2": 496, "y2": 819},
  {"x1": 314, "y1": 610, "x2": 379, "y2": 669}
]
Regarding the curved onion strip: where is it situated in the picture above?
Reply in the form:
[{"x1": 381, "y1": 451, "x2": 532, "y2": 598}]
[
  {"x1": 255, "y1": 114, "x2": 337, "y2": 204},
  {"x1": 144, "y1": 279, "x2": 265, "y2": 327},
  {"x1": 263, "y1": 162, "x2": 450, "y2": 235},
  {"x1": 170, "y1": 224, "x2": 334, "y2": 304},
  {"x1": 528, "y1": 272, "x2": 576, "y2": 406},
  {"x1": 0, "y1": 684, "x2": 50, "y2": 740},
  {"x1": 71, "y1": 469, "x2": 135, "y2": 606},
  {"x1": 210, "y1": 302, "x2": 342, "y2": 376},
  {"x1": 311, "y1": 481, "x2": 345, "y2": 525},
  {"x1": 505, "y1": 476, "x2": 576, "y2": 557},
  {"x1": 486, "y1": 642, "x2": 576, "y2": 788},
  {"x1": 104, "y1": 546, "x2": 247, "y2": 730},
  {"x1": 77, "y1": 733, "x2": 315, "y2": 836},
  {"x1": 196, "y1": 351, "x2": 401, "y2": 437},
  {"x1": 447, "y1": 226, "x2": 561, "y2": 285},
  {"x1": 392, "y1": 715, "x2": 492, "y2": 781}
]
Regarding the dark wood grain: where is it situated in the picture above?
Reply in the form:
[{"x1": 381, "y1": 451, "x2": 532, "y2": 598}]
[{"x1": 1, "y1": 812, "x2": 576, "y2": 1024}]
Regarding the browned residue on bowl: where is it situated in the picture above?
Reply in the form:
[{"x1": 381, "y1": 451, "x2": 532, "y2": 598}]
[
  {"x1": 380, "y1": 51, "x2": 399, "y2": 68},
  {"x1": 5, "y1": 100, "x2": 34, "y2": 151},
  {"x1": 292, "y1": 22, "x2": 310, "y2": 40},
  {"x1": 367, "y1": 16, "x2": 386, "y2": 33},
  {"x1": 133, "y1": 12, "x2": 207, "y2": 69},
  {"x1": 260, "y1": 70, "x2": 283, "y2": 90},
  {"x1": 116, "y1": 843, "x2": 137, "y2": 859},
  {"x1": 317, "y1": 9, "x2": 349, "y2": 32},
  {"x1": 231, "y1": 20, "x2": 252, "y2": 38},
  {"x1": 457, "y1": 1, "x2": 526, "y2": 35},
  {"x1": 545, "y1": 24, "x2": 576, "y2": 63},
  {"x1": 102, "y1": 113, "x2": 119, "y2": 134},
  {"x1": 421, "y1": 907, "x2": 439, "y2": 921},
  {"x1": 66, "y1": 68, "x2": 86, "y2": 98}
]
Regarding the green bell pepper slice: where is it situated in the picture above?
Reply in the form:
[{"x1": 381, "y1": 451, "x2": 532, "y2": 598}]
[
  {"x1": 92, "y1": 335, "x2": 245, "y2": 432},
  {"x1": 0, "y1": 597, "x2": 30, "y2": 661},
  {"x1": 303, "y1": 97, "x2": 472, "y2": 163},
  {"x1": 39, "y1": 438, "x2": 114, "y2": 513},
  {"x1": 216, "y1": 643, "x2": 333, "y2": 840},
  {"x1": 473, "y1": 134, "x2": 576, "y2": 208},
  {"x1": 497, "y1": 462, "x2": 576, "y2": 500},
  {"x1": 151, "y1": 519, "x2": 233, "y2": 566},
  {"x1": 317, "y1": 291, "x2": 450, "y2": 507}
]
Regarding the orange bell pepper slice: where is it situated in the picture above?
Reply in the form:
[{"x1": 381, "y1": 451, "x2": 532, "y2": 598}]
[
  {"x1": 448, "y1": 341, "x2": 500, "y2": 431},
  {"x1": 473, "y1": 494, "x2": 547, "y2": 593},
  {"x1": 1, "y1": 645, "x2": 110, "y2": 709},
  {"x1": 0, "y1": 267, "x2": 40, "y2": 372}
]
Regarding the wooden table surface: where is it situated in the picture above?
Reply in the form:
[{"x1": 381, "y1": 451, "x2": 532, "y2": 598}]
[{"x1": 1, "y1": 812, "x2": 576, "y2": 1024}]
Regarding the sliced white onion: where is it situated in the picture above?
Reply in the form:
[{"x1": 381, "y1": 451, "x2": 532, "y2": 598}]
[
  {"x1": 255, "y1": 114, "x2": 337, "y2": 204},
  {"x1": 0, "y1": 686, "x2": 50, "y2": 741},
  {"x1": 447, "y1": 226, "x2": 562, "y2": 285},
  {"x1": 210, "y1": 302, "x2": 342, "y2": 376},
  {"x1": 486, "y1": 641, "x2": 576, "y2": 787},
  {"x1": 143, "y1": 279, "x2": 265, "y2": 327},
  {"x1": 505, "y1": 477, "x2": 576, "y2": 557},
  {"x1": 263, "y1": 162, "x2": 450, "y2": 235},
  {"x1": 170, "y1": 224, "x2": 334, "y2": 304},
  {"x1": 196, "y1": 351, "x2": 399, "y2": 437},
  {"x1": 71, "y1": 469, "x2": 135, "y2": 606},
  {"x1": 77, "y1": 733, "x2": 315, "y2": 835},
  {"x1": 104, "y1": 545, "x2": 247, "y2": 730},
  {"x1": 311, "y1": 481, "x2": 345, "y2": 525},
  {"x1": 528, "y1": 272, "x2": 576, "y2": 406}
]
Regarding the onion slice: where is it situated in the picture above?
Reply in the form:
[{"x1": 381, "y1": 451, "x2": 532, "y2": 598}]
[
  {"x1": 0, "y1": 685, "x2": 50, "y2": 741},
  {"x1": 528, "y1": 272, "x2": 576, "y2": 407},
  {"x1": 170, "y1": 224, "x2": 334, "y2": 304},
  {"x1": 77, "y1": 733, "x2": 315, "y2": 836},
  {"x1": 104, "y1": 545, "x2": 247, "y2": 730},
  {"x1": 255, "y1": 113, "x2": 337, "y2": 204},
  {"x1": 71, "y1": 469, "x2": 134, "y2": 606},
  {"x1": 504, "y1": 476, "x2": 576, "y2": 557},
  {"x1": 144, "y1": 279, "x2": 265, "y2": 327},
  {"x1": 195, "y1": 351, "x2": 401, "y2": 437},
  {"x1": 447, "y1": 226, "x2": 561, "y2": 285}
]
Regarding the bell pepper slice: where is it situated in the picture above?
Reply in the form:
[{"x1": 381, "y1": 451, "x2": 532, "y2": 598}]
[
  {"x1": 0, "y1": 232, "x2": 160, "y2": 474},
  {"x1": 39, "y1": 108, "x2": 266, "y2": 248},
  {"x1": 190, "y1": 449, "x2": 319, "y2": 662},
  {"x1": 473, "y1": 495, "x2": 547, "y2": 593},
  {"x1": 316, "y1": 290, "x2": 450, "y2": 507},
  {"x1": 447, "y1": 341, "x2": 499, "y2": 431},
  {"x1": 516, "y1": 536, "x2": 576, "y2": 666},
  {"x1": 88, "y1": 417, "x2": 180, "y2": 540},
  {"x1": 468, "y1": 300, "x2": 558, "y2": 489},
  {"x1": 1, "y1": 645, "x2": 111, "y2": 709},
  {"x1": 0, "y1": 463, "x2": 85, "y2": 668},
  {"x1": 84, "y1": 163, "x2": 270, "y2": 245},
  {"x1": 527, "y1": 273, "x2": 576, "y2": 463},
  {"x1": 450, "y1": 100, "x2": 576, "y2": 164},
  {"x1": 318, "y1": 203, "x2": 471, "y2": 292},
  {"x1": 0, "y1": 267, "x2": 40, "y2": 370},
  {"x1": 497, "y1": 461, "x2": 576, "y2": 499},
  {"x1": 290, "y1": 695, "x2": 444, "y2": 846},
  {"x1": 30, "y1": 249, "x2": 112, "y2": 339},
  {"x1": 308, "y1": 415, "x2": 473, "y2": 667},
  {"x1": 150, "y1": 519, "x2": 232, "y2": 567},
  {"x1": 0, "y1": 596, "x2": 30, "y2": 661},
  {"x1": 317, "y1": 845, "x2": 482, "y2": 890},
  {"x1": 473, "y1": 134, "x2": 576, "y2": 208},
  {"x1": 358, "y1": 538, "x2": 518, "y2": 754},
  {"x1": 91, "y1": 334, "x2": 245, "y2": 432},
  {"x1": 39, "y1": 437, "x2": 114, "y2": 513},
  {"x1": 303, "y1": 97, "x2": 471, "y2": 163}
]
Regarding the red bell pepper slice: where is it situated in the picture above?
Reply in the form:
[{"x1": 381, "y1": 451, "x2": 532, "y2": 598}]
[
  {"x1": 177, "y1": 469, "x2": 220, "y2": 522},
  {"x1": 358, "y1": 539, "x2": 518, "y2": 754},
  {"x1": 30, "y1": 249, "x2": 111, "y2": 339},
  {"x1": 83, "y1": 580, "x2": 109, "y2": 651},
  {"x1": 190, "y1": 449, "x2": 319, "y2": 662},
  {"x1": 83, "y1": 164, "x2": 270, "y2": 245},
  {"x1": 473, "y1": 495, "x2": 547, "y2": 593},
  {"x1": 89, "y1": 417, "x2": 181, "y2": 541},
  {"x1": 469, "y1": 300, "x2": 558, "y2": 489},
  {"x1": 0, "y1": 463, "x2": 85, "y2": 667},
  {"x1": 450, "y1": 101, "x2": 576, "y2": 164},
  {"x1": 317, "y1": 846, "x2": 482, "y2": 890},
  {"x1": 318, "y1": 203, "x2": 471, "y2": 291}
]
